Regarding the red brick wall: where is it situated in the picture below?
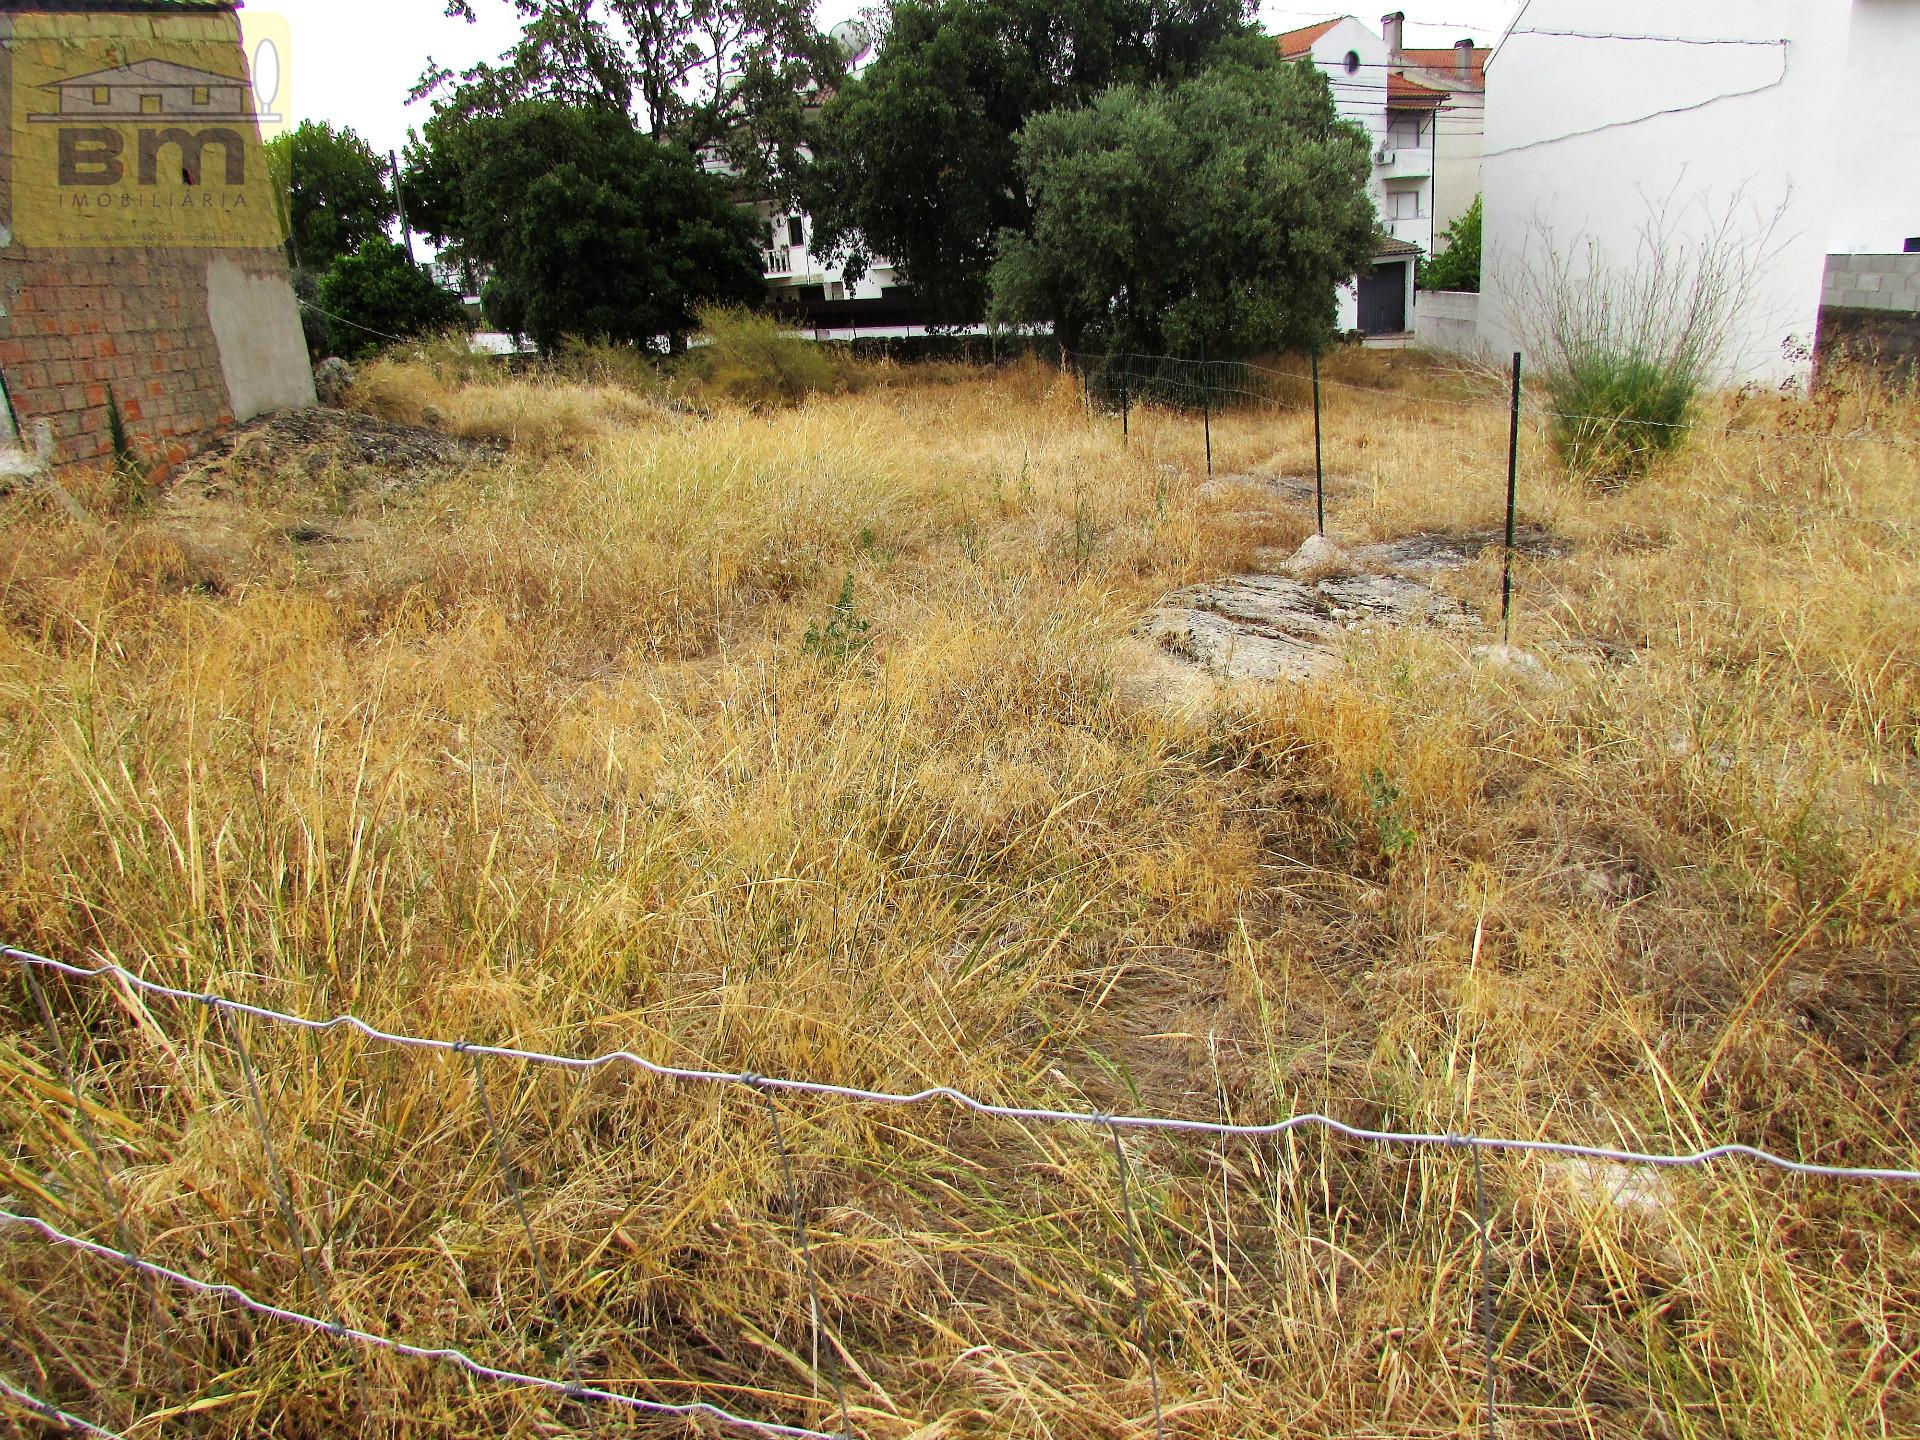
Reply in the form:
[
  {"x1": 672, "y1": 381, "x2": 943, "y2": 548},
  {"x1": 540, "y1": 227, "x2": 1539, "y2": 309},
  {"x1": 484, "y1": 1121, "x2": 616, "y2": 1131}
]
[{"x1": 0, "y1": 9, "x2": 299, "y2": 473}]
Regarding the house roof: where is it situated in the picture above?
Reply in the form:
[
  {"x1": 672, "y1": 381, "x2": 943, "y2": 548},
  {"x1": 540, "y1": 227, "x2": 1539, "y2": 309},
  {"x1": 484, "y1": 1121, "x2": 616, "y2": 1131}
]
[
  {"x1": 1396, "y1": 46, "x2": 1486, "y2": 90},
  {"x1": 1386, "y1": 72, "x2": 1448, "y2": 110},
  {"x1": 1276, "y1": 18, "x2": 1343, "y2": 58},
  {"x1": 1374, "y1": 235, "x2": 1422, "y2": 259}
]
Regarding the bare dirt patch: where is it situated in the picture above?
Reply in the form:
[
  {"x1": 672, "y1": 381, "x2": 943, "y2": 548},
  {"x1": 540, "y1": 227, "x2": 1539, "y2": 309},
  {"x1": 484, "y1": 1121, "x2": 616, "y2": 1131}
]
[{"x1": 172, "y1": 408, "x2": 498, "y2": 500}]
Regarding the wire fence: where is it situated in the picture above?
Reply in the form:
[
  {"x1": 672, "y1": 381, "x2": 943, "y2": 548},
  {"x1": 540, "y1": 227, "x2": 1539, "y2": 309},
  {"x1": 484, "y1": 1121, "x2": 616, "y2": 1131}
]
[
  {"x1": 5, "y1": 943, "x2": 1920, "y2": 1439},
  {"x1": 1066, "y1": 344, "x2": 1920, "y2": 447}
]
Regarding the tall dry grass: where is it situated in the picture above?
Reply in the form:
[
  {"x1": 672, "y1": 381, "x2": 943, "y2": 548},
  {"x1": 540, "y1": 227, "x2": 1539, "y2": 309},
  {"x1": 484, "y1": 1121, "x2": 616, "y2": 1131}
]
[{"x1": 1, "y1": 348, "x2": 1916, "y2": 1439}]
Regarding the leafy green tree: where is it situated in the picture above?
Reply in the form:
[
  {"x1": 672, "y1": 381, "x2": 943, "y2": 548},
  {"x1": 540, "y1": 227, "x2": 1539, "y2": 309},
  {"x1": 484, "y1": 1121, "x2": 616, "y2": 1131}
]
[
  {"x1": 314, "y1": 240, "x2": 470, "y2": 361},
  {"x1": 423, "y1": 0, "x2": 839, "y2": 204},
  {"x1": 412, "y1": 103, "x2": 765, "y2": 354},
  {"x1": 988, "y1": 60, "x2": 1375, "y2": 358},
  {"x1": 809, "y1": 0, "x2": 1257, "y2": 326},
  {"x1": 1417, "y1": 193, "x2": 1481, "y2": 292},
  {"x1": 264, "y1": 121, "x2": 397, "y2": 271}
]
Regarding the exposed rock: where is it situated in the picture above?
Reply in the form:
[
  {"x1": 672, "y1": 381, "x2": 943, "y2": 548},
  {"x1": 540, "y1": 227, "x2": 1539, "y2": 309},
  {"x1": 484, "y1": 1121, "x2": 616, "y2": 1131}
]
[
  {"x1": 1471, "y1": 643, "x2": 1548, "y2": 676},
  {"x1": 1284, "y1": 533, "x2": 1354, "y2": 580},
  {"x1": 1547, "y1": 1157, "x2": 1670, "y2": 1217},
  {"x1": 312, "y1": 357, "x2": 355, "y2": 408},
  {"x1": 1144, "y1": 571, "x2": 1476, "y2": 683},
  {"x1": 1353, "y1": 526, "x2": 1569, "y2": 576}
]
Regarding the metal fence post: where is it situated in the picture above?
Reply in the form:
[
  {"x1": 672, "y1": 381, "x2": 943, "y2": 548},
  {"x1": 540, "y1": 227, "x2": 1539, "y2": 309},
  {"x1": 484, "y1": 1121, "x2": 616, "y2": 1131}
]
[
  {"x1": 1199, "y1": 339, "x2": 1213, "y2": 480},
  {"x1": 1501, "y1": 351, "x2": 1522, "y2": 646},
  {"x1": 1312, "y1": 349, "x2": 1325, "y2": 536}
]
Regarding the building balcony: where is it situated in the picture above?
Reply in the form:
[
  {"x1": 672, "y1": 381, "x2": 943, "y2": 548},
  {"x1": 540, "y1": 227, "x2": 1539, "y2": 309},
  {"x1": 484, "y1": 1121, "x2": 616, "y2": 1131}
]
[
  {"x1": 764, "y1": 246, "x2": 796, "y2": 277},
  {"x1": 1372, "y1": 145, "x2": 1433, "y2": 180}
]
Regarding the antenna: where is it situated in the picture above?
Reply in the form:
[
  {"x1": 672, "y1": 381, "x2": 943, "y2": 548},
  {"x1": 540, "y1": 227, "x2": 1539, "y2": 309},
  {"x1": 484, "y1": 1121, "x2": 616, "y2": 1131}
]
[{"x1": 829, "y1": 19, "x2": 875, "y2": 64}]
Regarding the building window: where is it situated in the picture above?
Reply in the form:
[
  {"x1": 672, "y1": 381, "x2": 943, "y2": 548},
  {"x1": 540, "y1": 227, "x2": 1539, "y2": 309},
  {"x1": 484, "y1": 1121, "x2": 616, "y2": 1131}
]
[
  {"x1": 1386, "y1": 189, "x2": 1424, "y2": 219},
  {"x1": 140, "y1": 94, "x2": 162, "y2": 114},
  {"x1": 788, "y1": 216, "x2": 804, "y2": 248},
  {"x1": 1344, "y1": 50, "x2": 1360, "y2": 74},
  {"x1": 92, "y1": 86, "x2": 111, "y2": 105},
  {"x1": 192, "y1": 86, "x2": 211, "y2": 106},
  {"x1": 1388, "y1": 114, "x2": 1428, "y2": 148}
]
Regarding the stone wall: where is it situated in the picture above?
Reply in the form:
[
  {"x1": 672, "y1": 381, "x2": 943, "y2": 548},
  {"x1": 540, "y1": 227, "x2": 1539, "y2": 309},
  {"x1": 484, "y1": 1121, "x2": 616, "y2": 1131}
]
[
  {"x1": 0, "y1": 7, "x2": 313, "y2": 474},
  {"x1": 1818, "y1": 254, "x2": 1920, "y2": 379}
]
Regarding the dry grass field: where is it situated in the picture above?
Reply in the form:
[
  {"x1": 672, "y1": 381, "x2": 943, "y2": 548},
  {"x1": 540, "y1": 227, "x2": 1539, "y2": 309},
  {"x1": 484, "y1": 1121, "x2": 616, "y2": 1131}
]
[{"x1": 1, "y1": 346, "x2": 1916, "y2": 1439}]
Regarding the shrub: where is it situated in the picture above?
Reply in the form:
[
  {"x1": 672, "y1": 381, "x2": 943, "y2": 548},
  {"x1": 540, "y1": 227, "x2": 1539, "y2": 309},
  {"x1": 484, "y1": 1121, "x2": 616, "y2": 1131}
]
[
  {"x1": 1416, "y1": 193, "x2": 1481, "y2": 293},
  {"x1": 1544, "y1": 352, "x2": 1695, "y2": 481},
  {"x1": 1508, "y1": 196, "x2": 1785, "y2": 484},
  {"x1": 315, "y1": 240, "x2": 471, "y2": 361},
  {"x1": 677, "y1": 306, "x2": 853, "y2": 407}
]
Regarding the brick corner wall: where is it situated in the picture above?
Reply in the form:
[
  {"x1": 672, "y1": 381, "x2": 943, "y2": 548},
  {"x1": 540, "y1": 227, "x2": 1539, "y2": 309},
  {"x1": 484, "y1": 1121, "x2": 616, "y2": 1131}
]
[{"x1": 0, "y1": 7, "x2": 313, "y2": 475}]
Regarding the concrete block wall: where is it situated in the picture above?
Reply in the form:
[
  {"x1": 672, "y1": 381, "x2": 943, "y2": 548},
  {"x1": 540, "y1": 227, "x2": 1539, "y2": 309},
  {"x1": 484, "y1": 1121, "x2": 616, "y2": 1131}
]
[
  {"x1": 0, "y1": 8, "x2": 313, "y2": 474},
  {"x1": 1822, "y1": 254, "x2": 1920, "y2": 314}
]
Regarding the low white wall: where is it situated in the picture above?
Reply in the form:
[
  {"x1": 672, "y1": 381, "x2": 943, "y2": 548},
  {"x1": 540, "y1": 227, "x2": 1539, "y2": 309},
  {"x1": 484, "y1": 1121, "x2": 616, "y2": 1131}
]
[{"x1": 1414, "y1": 289, "x2": 1483, "y2": 357}]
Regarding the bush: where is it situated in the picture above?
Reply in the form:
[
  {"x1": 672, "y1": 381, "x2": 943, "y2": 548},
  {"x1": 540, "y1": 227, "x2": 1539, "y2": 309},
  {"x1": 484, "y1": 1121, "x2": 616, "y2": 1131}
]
[
  {"x1": 315, "y1": 240, "x2": 471, "y2": 361},
  {"x1": 1509, "y1": 197, "x2": 1784, "y2": 484},
  {"x1": 1543, "y1": 352, "x2": 1694, "y2": 481},
  {"x1": 676, "y1": 307, "x2": 854, "y2": 407},
  {"x1": 1416, "y1": 194, "x2": 1480, "y2": 293}
]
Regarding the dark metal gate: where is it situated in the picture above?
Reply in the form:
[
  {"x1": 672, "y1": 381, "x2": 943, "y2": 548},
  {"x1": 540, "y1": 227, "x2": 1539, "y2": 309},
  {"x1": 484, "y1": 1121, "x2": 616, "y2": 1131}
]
[{"x1": 1358, "y1": 261, "x2": 1408, "y2": 335}]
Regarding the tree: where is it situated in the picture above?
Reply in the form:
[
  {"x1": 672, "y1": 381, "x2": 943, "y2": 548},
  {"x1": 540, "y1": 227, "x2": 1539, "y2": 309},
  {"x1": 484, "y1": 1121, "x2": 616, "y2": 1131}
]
[
  {"x1": 264, "y1": 121, "x2": 397, "y2": 272},
  {"x1": 314, "y1": 240, "x2": 471, "y2": 361},
  {"x1": 422, "y1": 0, "x2": 840, "y2": 203},
  {"x1": 808, "y1": 0, "x2": 1257, "y2": 327},
  {"x1": 413, "y1": 103, "x2": 765, "y2": 354},
  {"x1": 988, "y1": 59, "x2": 1376, "y2": 359},
  {"x1": 1417, "y1": 193, "x2": 1481, "y2": 293}
]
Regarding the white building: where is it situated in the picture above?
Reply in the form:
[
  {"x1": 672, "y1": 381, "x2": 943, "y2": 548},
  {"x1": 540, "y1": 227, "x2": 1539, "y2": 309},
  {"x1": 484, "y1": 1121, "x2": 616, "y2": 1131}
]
[
  {"x1": 1279, "y1": 13, "x2": 1482, "y2": 337},
  {"x1": 1478, "y1": 0, "x2": 1920, "y2": 386},
  {"x1": 757, "y1": 204, "x2": 913, "y2": 328},
  {"x1": 1389, "y1": 30, "x2": 1485, "y2": 248}
]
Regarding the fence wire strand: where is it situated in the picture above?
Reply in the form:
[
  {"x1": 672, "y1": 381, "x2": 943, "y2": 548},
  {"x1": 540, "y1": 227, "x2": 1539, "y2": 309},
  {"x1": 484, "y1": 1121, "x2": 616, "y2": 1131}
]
[
  {"x1": 0, "y1": 1207, "x2": 844, "y2": 1440},
  {"x1": 0, "y1": 1371, "x2": 127, "y2": 1439},
  {"x1": 8, "y1": 948, "x2": 1918, "y2": 1181}
]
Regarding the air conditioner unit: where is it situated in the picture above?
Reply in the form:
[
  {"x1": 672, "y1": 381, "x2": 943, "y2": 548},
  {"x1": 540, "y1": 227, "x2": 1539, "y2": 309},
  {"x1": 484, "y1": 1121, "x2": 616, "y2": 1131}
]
[{"x1": 1376, "y1": 146, "x2": 1395, "y2": 164}]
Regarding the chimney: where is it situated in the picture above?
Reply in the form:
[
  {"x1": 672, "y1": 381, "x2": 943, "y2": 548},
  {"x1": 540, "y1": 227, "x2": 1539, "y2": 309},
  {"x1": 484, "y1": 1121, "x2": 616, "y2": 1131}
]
[
  {"x1": 1381, "y1": 11, "x2": 1404, "y2": 55},
  {"x1": 1454, "y1": 38, "x2": 1474, "y2": 81}
]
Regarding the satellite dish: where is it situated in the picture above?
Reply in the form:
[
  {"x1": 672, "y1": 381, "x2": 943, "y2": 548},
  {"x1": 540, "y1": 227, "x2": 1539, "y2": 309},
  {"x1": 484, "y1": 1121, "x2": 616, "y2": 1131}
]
[{"x1": 829, "y1": 19, "x2": 874, "y2": 64}]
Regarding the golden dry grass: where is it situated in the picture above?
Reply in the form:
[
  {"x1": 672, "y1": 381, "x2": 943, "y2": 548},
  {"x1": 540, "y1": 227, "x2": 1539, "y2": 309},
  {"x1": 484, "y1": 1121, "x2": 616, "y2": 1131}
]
[{"x1": 1, "y1": 349, "x2": 1916, "y2": 1439}]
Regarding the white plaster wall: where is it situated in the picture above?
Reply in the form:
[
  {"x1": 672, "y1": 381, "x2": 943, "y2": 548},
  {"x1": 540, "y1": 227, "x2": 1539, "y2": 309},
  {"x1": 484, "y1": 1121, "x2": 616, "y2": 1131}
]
[
  {"x1": 205, "y1": 256, "x2": 316, "y2": 421},
  {"x1": 1414, "y1": 288, "x2": 1486, "y2": 357},
  {"x1": 1479, "y1": 0, "x2": 1856, "y2": 386},
  {"x1": 1829, "y1": 0, "x2": 1920, "y2": 252},
  {"x1": 1305, "y1": 19, "x2": 1435, "y2": 257},
  {"x1": 1432, "y1": 90, "x2": 1483, "y2": 245}
]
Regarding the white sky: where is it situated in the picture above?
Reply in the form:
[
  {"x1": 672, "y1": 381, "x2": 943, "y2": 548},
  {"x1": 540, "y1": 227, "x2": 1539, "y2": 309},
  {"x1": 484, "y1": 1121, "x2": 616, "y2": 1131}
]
[{"x1": 266, "y1": 0, "x2": 1521, "y2": 160}]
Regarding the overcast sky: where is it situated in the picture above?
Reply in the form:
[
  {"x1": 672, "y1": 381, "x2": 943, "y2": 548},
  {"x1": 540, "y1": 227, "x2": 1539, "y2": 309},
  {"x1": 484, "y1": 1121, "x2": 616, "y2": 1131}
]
[{"x1": 267, "y1": 0, "x2": 1521, "y2": 160}]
